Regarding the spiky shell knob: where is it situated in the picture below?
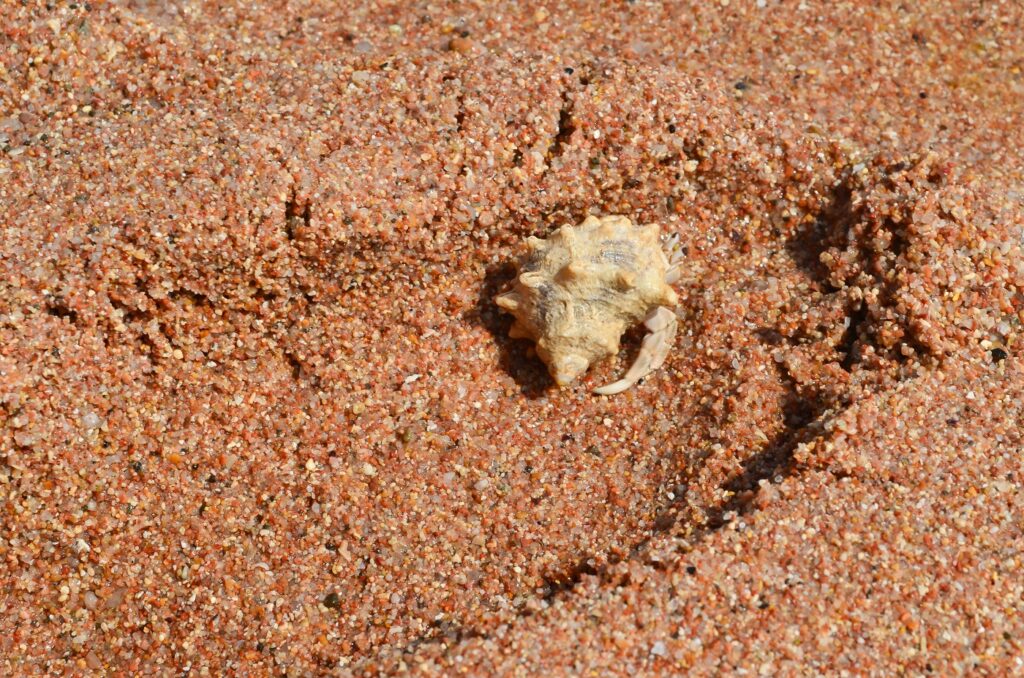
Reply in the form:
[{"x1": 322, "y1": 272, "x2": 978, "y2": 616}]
[{"x1": 495, "y1": 215, "x2": 679, "y2": 392}]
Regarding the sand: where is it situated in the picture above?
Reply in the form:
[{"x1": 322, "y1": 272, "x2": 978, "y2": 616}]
[{"x1": 1, "y1": 1, "x2": 1022, "y2": 675}]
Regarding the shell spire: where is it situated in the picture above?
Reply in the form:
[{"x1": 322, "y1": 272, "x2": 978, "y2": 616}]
[
  {"x1": 555, "y1": 223, "x2": 579, "y2": 258},
  {"x1": 526, "y1": 235, "x2": 545, "y2": 251}
]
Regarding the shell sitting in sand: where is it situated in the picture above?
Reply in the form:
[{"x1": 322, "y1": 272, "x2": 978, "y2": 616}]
[{"x1": 495, "y1": 214, "x2": 682, "y2": 394}]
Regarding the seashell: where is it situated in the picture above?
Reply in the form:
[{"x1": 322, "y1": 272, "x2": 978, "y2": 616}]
[{"x1": 495, "y1": 214, "x2": 680, "y2": 394}]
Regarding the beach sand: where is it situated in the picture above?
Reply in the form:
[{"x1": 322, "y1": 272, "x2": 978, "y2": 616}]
[{"x1": 1, "y1": 1, "x2": 1022, "y2": 674}]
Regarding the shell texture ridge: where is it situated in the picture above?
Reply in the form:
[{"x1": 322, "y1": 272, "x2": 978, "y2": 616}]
[{"x1": 495, "y1": 215, "x2": 679, "y2": 391}]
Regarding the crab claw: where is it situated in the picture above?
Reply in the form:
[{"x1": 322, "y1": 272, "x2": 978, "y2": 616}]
[{"x1": 594, "y1": 306, "x2": 677, "y2": 395}]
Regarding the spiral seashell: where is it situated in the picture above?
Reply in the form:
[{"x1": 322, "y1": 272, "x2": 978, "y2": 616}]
[{"x1": 495, "y1": 215, "x2": 679, "y2": 390}]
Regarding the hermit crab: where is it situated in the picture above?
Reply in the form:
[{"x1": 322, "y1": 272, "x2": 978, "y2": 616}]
[{"x1": 494, "y1": 214, "x2": 682, "y2": 395}]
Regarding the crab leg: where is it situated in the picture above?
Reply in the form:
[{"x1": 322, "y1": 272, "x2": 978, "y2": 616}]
[
  {"x1": 594, "y1": 306, "x2": 678, "y2": 395},
  {"x1": 664, "y1": 232, "x2": 684, "y2": 285}
]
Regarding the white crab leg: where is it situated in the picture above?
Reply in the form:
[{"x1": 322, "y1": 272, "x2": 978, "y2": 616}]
[
  {"x1": 594, "y1": 306, "x2": 678, "y2": 395},
  {"x1": 664, "y1": 232, "x2": 684, "y2": 285}
]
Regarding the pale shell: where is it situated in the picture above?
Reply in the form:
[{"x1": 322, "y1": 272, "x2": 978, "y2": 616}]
[{"x1": 495, "y1": 215, "x2": 678, "y2": 388}]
